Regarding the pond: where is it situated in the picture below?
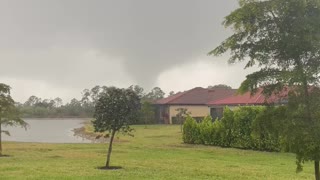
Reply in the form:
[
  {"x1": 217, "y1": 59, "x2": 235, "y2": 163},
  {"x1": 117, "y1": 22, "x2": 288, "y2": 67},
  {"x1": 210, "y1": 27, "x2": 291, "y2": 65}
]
[{"x1": 2, "y1": 118, "x2": 93, "y2": 143}]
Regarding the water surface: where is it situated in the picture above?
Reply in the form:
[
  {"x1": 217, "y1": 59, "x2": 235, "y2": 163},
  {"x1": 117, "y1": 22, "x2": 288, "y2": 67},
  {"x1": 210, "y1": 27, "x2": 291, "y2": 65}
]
[{"x1": 2, "y1": 118, "x2": 92, "y2": 143}]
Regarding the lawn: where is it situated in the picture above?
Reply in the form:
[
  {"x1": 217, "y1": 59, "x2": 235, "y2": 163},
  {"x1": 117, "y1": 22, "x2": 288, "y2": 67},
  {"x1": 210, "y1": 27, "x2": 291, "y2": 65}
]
[{"x1": 0, "y1": 125, "x2": 314, "y2": 179}]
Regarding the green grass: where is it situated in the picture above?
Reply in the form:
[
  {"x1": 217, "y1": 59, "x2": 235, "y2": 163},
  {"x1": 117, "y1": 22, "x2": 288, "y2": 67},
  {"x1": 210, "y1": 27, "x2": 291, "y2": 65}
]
[{"x1": 0, "y1": 125, "x2": 315, "y2": 179}]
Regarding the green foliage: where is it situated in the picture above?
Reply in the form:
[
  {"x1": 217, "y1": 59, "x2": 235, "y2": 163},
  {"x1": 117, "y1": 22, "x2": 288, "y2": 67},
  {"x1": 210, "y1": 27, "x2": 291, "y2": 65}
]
[
  {"x1": 138, "y1": 101, "x2": 156, "y2": 124},
  {"x1": 175, "y1": 108, "x2": 191, "y2": 132},
  {"x1": 210, "y1": 0, "x2": 320, "y2": 177},
  {"x1": 208, "y1": 84, "x2": 232, "y2": 89},
  {"x1": 183, "y1": 106, "x2": 286, "y2": 152},
  {"x1": 18, "y1": 95, "x2": 93, "y2": 118},
  {"x1": 232, "y1": 107, "x2": 260, "y2": 149},
  {"x1": 0, "y1": 125, "x2": 316, "y2": 179},
  {"x1": 17, "y1": 85, "x2": 162, "y2": 122},
  {"x1": 198, "y1": 116, "x2": 214, "y2": 144},
  {"x1": 145, "y1": 87, "x2": 165, "y2": 101},
  {"x1": 168, "y1": 91, "x2": 175, "y2": 96},
  {"x1": 93, "y1": 87, "x2": 141, "y2": 134},
  {"x1": 0, "y1": 83, "x2": 28, "y2": 129},
  {"x1": 0, "y1": 83, "x2": 28, "y2": 155},
  {"x1": 283, "y1": 89, "x2": 320, "y2": 173},
  {"x1": 92, "y1": 87, "x2": 141, "y2": 167},
  {"x1": 220, "y1": 107, "x2": 235, "y2": 147},
  {"x1": 182, "y1": 115, "x2": 200, "y2": 144},
  {"x1": 253, "y1": 106, "x2": 287, "y2": 152},
  {"x1": 212, "y1": 119, "x2": 224, "y2": 146},
  {"x1": 129, "y1": 85, "x2": 145, "y2": 98}
]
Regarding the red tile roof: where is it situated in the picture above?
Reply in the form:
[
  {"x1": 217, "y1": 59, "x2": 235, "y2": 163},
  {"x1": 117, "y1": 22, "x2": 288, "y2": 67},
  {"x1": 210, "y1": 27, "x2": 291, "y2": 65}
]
[
  {"x1": 207, "y1": 88, "x2": 288, "y2": 106},
  {"x1": 155, "y1": 91, "x2": 187, "y2": 104},
  {"x1": 154, "y1": 87, "x2": 237, "y2": 105}
]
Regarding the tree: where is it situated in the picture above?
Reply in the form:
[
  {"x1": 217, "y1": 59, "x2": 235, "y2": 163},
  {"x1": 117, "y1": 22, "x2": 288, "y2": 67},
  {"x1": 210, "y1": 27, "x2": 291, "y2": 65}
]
[
  {"x1": 145, "y1": 87, "x2": 165, "y2": 101},
  {"x1": 65, "y1": 98, "x2": 83, "y2": 117},
  {"x1": 0, "y1": 83, "x2": 27, "y2": 156},
  {"x1": 168, "y1": 91, "x2": 175, "y2": 97},
  {"x1": 209, "y1": 0, "x2": 320, "y2": 179},
  {"x1": 129, "y1": 85, "x2": 145, "y2": 98},
  {"x1": 90, "y1": 85, "x2": 102, "y2": 105},
  {"x1": 40, "y1": 99, "x2": 53, "y2": 108},
  {"x1": 24, "y1": 95, "x2": 41, "y2": 106},
  {"x1": 140, "y1": 101, "x2": 156, "y2": 126},
  {"x1": 81, "y1": 88, "x2": 94, "y2": 116},
  {"x1": 54, "y1": 97, "x2": 63, "y2": 107},
  {"x1": 208, "y1": 84, "x2": 232, "y2": 89},
  {"x1": 93, "y1": 87, "x2": 141, "y2": 168},
  {"x1": 175, "y1": 108, "x2": 190, "y2": 132},
  {"x1": 81, "y1": 89, "x2": 91, "y2": 106}
]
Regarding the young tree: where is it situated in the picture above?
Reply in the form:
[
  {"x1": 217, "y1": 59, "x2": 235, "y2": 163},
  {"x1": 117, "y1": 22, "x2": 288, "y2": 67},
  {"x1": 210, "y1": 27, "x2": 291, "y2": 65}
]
[
  {"x1": 0, "y1": 83, "x2": 27, "y2": 156},
  {"x1": 210, "y1": 0, "x2": 320, "y2": 179},
  {"x1": 175, "y1": 108, "x2": 190, "y2": 132},
  {"x1": 93, "y1": 87, "x2": 141, "y2": 168}
]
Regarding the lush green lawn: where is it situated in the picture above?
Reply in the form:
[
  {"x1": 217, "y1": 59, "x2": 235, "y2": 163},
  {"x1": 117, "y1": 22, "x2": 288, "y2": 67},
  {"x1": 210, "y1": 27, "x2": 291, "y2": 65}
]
[{"x1": 0, "y1": 125, "x2": 314, "y2": 179}]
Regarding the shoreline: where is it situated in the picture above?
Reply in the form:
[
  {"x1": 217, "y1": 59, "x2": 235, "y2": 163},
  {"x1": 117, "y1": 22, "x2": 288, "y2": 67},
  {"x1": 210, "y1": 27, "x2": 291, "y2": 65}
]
[{"x1": 73, "y1": 123, "x2": 109, "y2": 143}]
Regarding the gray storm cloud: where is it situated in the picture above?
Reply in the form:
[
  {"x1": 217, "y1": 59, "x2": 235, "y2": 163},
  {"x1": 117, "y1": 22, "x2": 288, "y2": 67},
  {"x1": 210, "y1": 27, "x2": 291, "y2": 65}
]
[{"x1": 0, "y1": 0, "x2": 238, "y2": 89}]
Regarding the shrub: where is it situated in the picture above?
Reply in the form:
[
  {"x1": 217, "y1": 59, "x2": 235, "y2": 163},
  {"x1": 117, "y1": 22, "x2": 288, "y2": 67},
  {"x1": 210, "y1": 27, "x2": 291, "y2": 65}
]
[
  {"x1": 232, "y1": 106, "x2": 262, "y2": 149},
  {"x1": 220, "y1": 107, "x2": 235, "y2": 147},
  {"x1": 182, "y1": 106, "x2": 288, "y2": 152},
  {"x1": 198, "y1": 116, "x2": 214, "y2": 144},
  {"x1": 211, "y1": 119, "x2": 223, "y2": 146},
  {"x1": 182, "y1": 115, "x2": 200, "y2": 144}
]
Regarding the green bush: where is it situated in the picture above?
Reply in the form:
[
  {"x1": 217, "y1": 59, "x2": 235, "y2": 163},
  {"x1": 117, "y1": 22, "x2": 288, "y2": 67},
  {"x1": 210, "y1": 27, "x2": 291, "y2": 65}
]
[
  {"x1": 182, "y1": 115, "x2": 200, "y2": 144},
  {"x1": 211, "y1": 119, "x2": 223, "y2": 146},
  {"x1": 251, "y1": 106, "x2": 287, "y2": 151},
  {"x1": 182, "y1": 106, "x2": 288, "y2": 152},
  {"x1": 232, "y1": 107, "x2": 261, "y2": 149},
  {"x1": 220, "y1": 107, "x2": 234, "y2": 147},
  {"x1": 198, "y1": 116, "x2": 214, "y2": 144}
]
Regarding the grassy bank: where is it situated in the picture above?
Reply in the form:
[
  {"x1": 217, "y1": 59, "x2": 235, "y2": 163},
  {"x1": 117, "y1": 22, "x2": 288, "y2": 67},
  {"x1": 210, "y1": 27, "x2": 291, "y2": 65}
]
[{"x1": 0, "y1": 125, "x2": 314, "y2": 179}]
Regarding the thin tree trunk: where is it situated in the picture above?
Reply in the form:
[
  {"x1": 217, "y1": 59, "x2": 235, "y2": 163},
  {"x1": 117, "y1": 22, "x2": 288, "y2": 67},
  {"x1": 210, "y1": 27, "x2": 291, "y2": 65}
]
[
  {"x1": 315, "y1": 161, "x2": 320, "y2": 180},
  {"x1": 105, "y1": 130, "x2": 116, "y2": 168}
]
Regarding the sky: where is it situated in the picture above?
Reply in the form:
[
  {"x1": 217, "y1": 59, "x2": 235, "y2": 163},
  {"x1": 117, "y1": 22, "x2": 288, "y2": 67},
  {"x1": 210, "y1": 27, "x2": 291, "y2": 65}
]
[{"x1": 0, "y1": 0, "x2": 255, "y2": 103}]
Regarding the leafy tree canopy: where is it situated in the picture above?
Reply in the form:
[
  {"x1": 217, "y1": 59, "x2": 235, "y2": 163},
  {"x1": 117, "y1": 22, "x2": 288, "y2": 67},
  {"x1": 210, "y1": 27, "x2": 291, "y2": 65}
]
[
  {"x1": 93, "y1": 87, "x2": 141, "y2": 133},
  {"x1": 93, "y1": 87, "x2": 141, "y2": 168},
  {"x1": 0, "y1": 83, "x2": 27, "y2": 155},
  {"x1": 145, "y1": 87, "x2": 165, "y2": 101},
  {"x1": 210, "y1": 0, "x2": 320, "y2": 178}
]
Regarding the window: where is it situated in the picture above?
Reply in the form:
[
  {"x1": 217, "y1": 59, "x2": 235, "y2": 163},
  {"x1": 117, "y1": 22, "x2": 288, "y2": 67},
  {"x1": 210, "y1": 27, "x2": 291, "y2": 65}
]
[{"x1": 210, "y1": 107, "x2": 223, "y2": 120}]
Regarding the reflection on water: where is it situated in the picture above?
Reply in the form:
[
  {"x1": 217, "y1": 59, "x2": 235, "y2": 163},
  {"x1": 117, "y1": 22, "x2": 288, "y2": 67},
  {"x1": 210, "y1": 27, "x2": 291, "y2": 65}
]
[{"x1": 2, "y1": 118, "x2": 93, "y2": 143}]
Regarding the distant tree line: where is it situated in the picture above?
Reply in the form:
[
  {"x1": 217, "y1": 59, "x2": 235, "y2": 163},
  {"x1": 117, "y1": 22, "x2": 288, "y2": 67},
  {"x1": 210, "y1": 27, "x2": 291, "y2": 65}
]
[{"x1": 16, "y1": 85, "x2": 166, "y2": 124}]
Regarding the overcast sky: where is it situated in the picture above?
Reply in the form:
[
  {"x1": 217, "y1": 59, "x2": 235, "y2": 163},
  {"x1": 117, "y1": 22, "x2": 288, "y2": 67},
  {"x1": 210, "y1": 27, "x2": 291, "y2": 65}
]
[{"x1": 0, "y1": 0, "x2": 255, "y2": 103}]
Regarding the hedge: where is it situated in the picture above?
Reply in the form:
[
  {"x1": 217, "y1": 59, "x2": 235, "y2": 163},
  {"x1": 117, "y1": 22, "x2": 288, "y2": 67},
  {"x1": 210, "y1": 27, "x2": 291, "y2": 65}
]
[{"x1": 182, "y1": 106, "x2": 288, "y2": 152}]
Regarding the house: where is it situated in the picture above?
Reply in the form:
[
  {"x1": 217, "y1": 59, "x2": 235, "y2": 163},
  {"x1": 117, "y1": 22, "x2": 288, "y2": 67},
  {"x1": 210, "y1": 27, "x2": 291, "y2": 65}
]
[
  {"x1": 154, "y1": 87, "x2": 237, "y2": 124},
  {"x1": 207, "y1": 88, "x2": 288, "y2": 119}
]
